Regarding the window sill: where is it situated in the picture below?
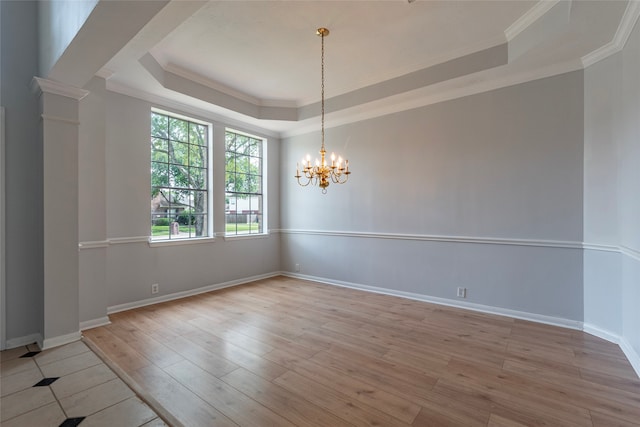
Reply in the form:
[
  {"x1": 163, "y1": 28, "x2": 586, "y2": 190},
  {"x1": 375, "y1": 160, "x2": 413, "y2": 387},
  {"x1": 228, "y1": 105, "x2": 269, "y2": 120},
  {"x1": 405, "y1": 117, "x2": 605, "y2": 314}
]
[{"x1": 148, "y1": 236, "x2": 216, "y2": 248}]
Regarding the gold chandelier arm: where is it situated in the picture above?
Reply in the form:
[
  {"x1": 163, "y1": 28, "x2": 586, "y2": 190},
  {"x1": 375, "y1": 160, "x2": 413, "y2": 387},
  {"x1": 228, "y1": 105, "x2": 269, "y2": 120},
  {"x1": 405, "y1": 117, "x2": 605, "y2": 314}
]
[{"x1": 295, "y1": 27, "x2": 351, "y2": 193}]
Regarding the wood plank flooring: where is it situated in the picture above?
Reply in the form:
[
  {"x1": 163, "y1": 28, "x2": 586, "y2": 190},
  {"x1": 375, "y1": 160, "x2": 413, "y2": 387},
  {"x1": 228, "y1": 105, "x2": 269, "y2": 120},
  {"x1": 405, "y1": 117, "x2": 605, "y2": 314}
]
[{"x1": 83, "y1": 276, "x2": 640, "y2": 427}]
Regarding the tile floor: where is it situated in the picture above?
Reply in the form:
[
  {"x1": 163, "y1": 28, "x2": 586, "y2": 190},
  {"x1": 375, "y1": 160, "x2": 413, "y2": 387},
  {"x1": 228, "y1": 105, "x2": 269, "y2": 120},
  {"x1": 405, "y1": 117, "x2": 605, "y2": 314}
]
[{"x1": 1, "y1": 340, "x2": 167, "y2": 427}]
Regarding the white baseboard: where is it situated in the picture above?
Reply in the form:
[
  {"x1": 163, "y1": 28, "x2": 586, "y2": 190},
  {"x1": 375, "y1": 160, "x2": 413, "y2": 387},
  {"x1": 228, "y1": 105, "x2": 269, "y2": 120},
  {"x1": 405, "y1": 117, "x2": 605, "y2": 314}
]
[
  {"x1": 582, "y1": 323, "x2": 621, "y2": 344},
  {"x1": 284, "y1": 272, "x2": 640, "y2": 378},
  {"x1": 282, "y1": 272, "x2": 583, "y2": 331},
  {"x1": 5, "y1": 333, "x2": 43, "y2": 350},
  {"x1": 41, "y1": 331, "x2": 82, "y2": 350},
  {"x1": 80, "y1": 316, "x2": 111, "y2": 331},
  {"x1": 108, "y1": 272, "x2": 281, "y2": 314},
  {"x1": 619, "y1": 338, "x2": 640, "y2": 378}
]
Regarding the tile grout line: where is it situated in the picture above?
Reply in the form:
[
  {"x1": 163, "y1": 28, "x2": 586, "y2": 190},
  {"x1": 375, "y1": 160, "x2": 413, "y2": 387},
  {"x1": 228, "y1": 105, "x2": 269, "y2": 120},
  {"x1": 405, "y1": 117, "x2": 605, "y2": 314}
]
[
  {"x1": 81, "y1": 337, "x2": 183, "y2": 427},
  {"x1": 32, "y1": 345, "x2": 72, "y2": 422}
]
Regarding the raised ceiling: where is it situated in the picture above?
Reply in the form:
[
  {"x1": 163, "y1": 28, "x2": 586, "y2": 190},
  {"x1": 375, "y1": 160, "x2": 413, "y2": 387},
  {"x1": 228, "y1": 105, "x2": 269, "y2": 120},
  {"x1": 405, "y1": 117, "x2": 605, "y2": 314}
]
[{"x1": 96, "y1": 0, "x2": 637, "y2": 136}]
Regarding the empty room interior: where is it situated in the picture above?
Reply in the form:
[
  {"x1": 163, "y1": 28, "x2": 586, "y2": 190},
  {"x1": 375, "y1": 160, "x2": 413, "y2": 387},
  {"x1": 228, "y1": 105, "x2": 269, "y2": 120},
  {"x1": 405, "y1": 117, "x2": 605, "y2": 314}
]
[{"x1": 1, "y1": 0, "x2": 640, "y2": 426}]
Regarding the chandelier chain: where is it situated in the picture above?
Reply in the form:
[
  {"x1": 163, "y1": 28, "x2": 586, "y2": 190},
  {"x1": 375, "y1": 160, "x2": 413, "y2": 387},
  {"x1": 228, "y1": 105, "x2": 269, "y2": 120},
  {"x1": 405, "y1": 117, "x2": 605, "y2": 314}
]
[
  {"x1": 294, "y1": 27, "x2": 350, "y2": 193},
  {"x1": 321, "y1": 30, "x2": 325, "y2": 152}
]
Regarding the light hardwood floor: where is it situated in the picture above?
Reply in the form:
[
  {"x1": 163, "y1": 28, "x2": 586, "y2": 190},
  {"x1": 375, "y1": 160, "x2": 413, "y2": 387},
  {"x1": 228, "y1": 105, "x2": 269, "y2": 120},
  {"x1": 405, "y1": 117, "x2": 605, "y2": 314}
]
[{"x1": 83, "y1": 276, "x2": 640, "y2": 427}]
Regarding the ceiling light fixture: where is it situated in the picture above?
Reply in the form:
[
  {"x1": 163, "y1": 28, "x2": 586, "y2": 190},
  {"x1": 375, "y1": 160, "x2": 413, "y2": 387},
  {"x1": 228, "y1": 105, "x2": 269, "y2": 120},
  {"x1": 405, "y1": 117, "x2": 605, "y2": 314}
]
[{"x1": 295, "y1": 27, "x2": 350, "y2": 194}]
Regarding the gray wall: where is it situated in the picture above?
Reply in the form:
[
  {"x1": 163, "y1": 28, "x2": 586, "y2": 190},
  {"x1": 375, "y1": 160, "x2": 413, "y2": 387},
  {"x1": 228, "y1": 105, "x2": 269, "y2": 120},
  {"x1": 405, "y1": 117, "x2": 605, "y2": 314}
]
[
  {"x1": 281, "y1": 71, "x2": 585, "y2": 322},
  {"x1": 38, "y1": 0, "x2": 98, "y2": 78},
  {"x1": 584, "y1": 18, "x2": 640, "y2": 357},
  {"x1": 1, "y1": 0, "x2": 44, "y2": 345},
  {"x1": 78, "y1": 89, "x2": 281, "y2": 319}
]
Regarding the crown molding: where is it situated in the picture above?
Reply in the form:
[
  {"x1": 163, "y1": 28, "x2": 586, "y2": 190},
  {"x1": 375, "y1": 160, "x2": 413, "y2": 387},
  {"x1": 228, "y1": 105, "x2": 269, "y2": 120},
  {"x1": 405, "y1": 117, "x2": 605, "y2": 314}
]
[
  {"x1": 582, "y1": 0, "x2": 640, "y2": 67},
  {"x1": 504, "y1": 0, "x2": 562, "y2": 42},
  {"x1": 104, "y1": 79, "x2": 281, "y2": 138},
  {"x1": 95, "y1": 68, "x2": 115, "y2": 80},
  {"x1": 31, "y1": 77, "x2": 89, "y2": 100}
]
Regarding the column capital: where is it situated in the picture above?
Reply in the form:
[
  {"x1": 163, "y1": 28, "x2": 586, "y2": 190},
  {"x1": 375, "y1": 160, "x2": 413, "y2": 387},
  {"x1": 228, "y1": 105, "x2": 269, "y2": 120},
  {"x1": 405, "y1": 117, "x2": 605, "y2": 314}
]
[{"x1": 31, "y1": 77, "x2": 89, "y2": 100}]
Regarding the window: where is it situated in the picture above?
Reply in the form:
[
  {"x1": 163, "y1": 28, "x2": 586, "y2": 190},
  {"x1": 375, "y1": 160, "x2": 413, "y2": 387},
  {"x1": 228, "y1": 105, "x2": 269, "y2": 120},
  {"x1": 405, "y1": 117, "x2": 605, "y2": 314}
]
[
  {"x1": 225, "y1": 130, "x2": 265, "y2": 235},
  {"x1": 150, "y1": 111, "x2": 211, "y2": 241}
]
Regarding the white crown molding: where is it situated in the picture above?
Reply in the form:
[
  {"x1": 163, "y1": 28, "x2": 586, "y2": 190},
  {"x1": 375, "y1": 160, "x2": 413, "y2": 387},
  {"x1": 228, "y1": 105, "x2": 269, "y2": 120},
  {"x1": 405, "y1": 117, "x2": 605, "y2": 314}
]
[
  {"x1": 582, "y1": 0, "x2": 640, "y2": 67},
  {"x1": 279, "y1": 228, "x2": 583, "y2": 249},
  {"x1": 281, "y1": 58, "x2": 584, "y2": 139},
  {"x1": 31, "y1": 77, "x2": 89, "y2": 100},
  {"x1": 165, "y1": 61, "x2": 263, "y2": 106},
  {"x1": 104, "y1": 80, "x2": 281, "y2": 139},
  {"x1": 504, "y1": 0, "x2": 562, "y2": 42},
  {"x1": 166, "y1": 62, "x2": 297, "y2": 108}
]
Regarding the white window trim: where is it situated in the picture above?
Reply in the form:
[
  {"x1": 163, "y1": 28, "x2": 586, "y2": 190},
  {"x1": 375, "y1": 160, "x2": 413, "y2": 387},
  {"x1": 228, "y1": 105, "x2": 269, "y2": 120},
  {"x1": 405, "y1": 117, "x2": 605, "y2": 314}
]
[
  {"x1": 224, "y1": 128, "x2": 268, "y2": 238},
  {"x1": 150, "y1": 108, "x2": 214, "y2": 243}
]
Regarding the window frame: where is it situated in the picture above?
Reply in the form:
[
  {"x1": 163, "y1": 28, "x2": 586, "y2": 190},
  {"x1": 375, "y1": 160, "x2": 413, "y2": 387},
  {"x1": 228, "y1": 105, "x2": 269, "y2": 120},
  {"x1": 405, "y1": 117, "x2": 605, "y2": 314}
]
[
  {"x1": 150, "y1": 108, "x2": 214, "y2": 244},
  {"x1": 224, "y1": 128, "x2": 267, "y2": 238}
]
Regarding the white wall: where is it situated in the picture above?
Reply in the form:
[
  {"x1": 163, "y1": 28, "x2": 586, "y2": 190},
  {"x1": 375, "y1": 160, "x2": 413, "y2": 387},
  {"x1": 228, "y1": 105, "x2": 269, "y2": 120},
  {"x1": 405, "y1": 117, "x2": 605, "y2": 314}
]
[
  {"x1": 584, "y1": 18, "x2": 640, "y2": 363},
  {"x1": 281, "y1": 71, "x2": 585, "y2": 323}
]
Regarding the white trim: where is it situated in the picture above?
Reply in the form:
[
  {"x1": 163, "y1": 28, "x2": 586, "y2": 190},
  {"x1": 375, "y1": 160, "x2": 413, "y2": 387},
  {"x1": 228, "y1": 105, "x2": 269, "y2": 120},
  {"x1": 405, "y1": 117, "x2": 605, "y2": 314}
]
[
  {"x1": 582, "y1": 323, "x2": 621, "y2": 344},
  {"x1": 105, "y1": 80, "x2": 281, "y2": 139},
  {"x1": 282, "y1": 272, "x2": 583, "y2": 331},
  {"x1": 31, "y1": 77, "x2": 89, "y2": 100},
  {"x1": 41, "y1": 331, "x2": 82, "y2": 350},
  {"x1": 280, "y1": 59, "x2": 584, "y2": 139},
  {"x1": 279, "y1": 229, "x2": 582, "y2": 249},
  {"x1": 40, "y1": 114, "x2": 81, "y2": 126},
  {"x1": 149, "y1": 237, "x2": 216, "y2": 248},
  {"x1": 5, "y1": 333, "x2": 43, "y2": 350},
  {"x1": 583, "y1": 243, "x2": 640, "y2": 262},
  {"x1": 620, "y1": 245, "x2": 640, "y2": 262},
  {"x1": 582, "y1": 0, "x2": 640, "y2": 67},
  {"x1": 78, "y1": 240, "x2": 109, "y2": 250},
  {"x1": 619, "y1": 337, "x2": 640, "y2": 378},
  {"x1": 107, "y1": 272, "x2": 280, "y2": 314},
  {"x1": 582, "y1": 242, "x2": 620, "y2": 253},
  {"x1": 108, "y1": 236, "x2": 149, "y2": 245},
  {"x1": 80, "y1": 317, "x2": 111, "y2": 331},
  {"x1": 222, "y1": 233, "x2": 270, "y2": 241},
  {"x1": 505, "y1": 0, "x2": 562, "y2": 42}
]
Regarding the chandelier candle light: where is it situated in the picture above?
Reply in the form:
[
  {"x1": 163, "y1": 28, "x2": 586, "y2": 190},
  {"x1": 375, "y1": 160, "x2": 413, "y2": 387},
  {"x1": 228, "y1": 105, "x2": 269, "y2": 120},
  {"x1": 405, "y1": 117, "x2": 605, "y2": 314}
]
[{"x1": 295, "y1": 27, "x2": 351, "y2": 193}]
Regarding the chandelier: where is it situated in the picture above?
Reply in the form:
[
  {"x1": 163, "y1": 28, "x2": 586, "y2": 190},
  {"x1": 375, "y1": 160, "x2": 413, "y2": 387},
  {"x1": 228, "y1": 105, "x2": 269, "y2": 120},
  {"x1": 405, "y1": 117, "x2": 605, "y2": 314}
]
[{"x1": 295, "y1": 27, "x2": 351, "y2": 194}]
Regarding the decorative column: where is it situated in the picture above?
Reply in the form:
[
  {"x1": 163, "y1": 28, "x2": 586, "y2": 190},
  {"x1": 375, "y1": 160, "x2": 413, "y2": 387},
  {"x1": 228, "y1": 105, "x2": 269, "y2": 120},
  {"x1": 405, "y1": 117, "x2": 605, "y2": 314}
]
[{"x1": 32, "y1": 77, "x2": 88, "y2": 349}]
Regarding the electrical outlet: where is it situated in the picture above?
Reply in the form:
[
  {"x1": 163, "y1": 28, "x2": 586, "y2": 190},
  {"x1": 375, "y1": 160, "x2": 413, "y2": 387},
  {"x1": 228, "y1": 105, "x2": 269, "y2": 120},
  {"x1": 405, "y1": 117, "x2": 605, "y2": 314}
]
[
  {"x1": 295, "y1": 263, "x2": 300, "y2": 272},
  {"x1": 456, "y1": 287, "x2": 466, "y2": 298},
  {"x1": 151, "y1": 283, "x2": 159, "y2": 294}
]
